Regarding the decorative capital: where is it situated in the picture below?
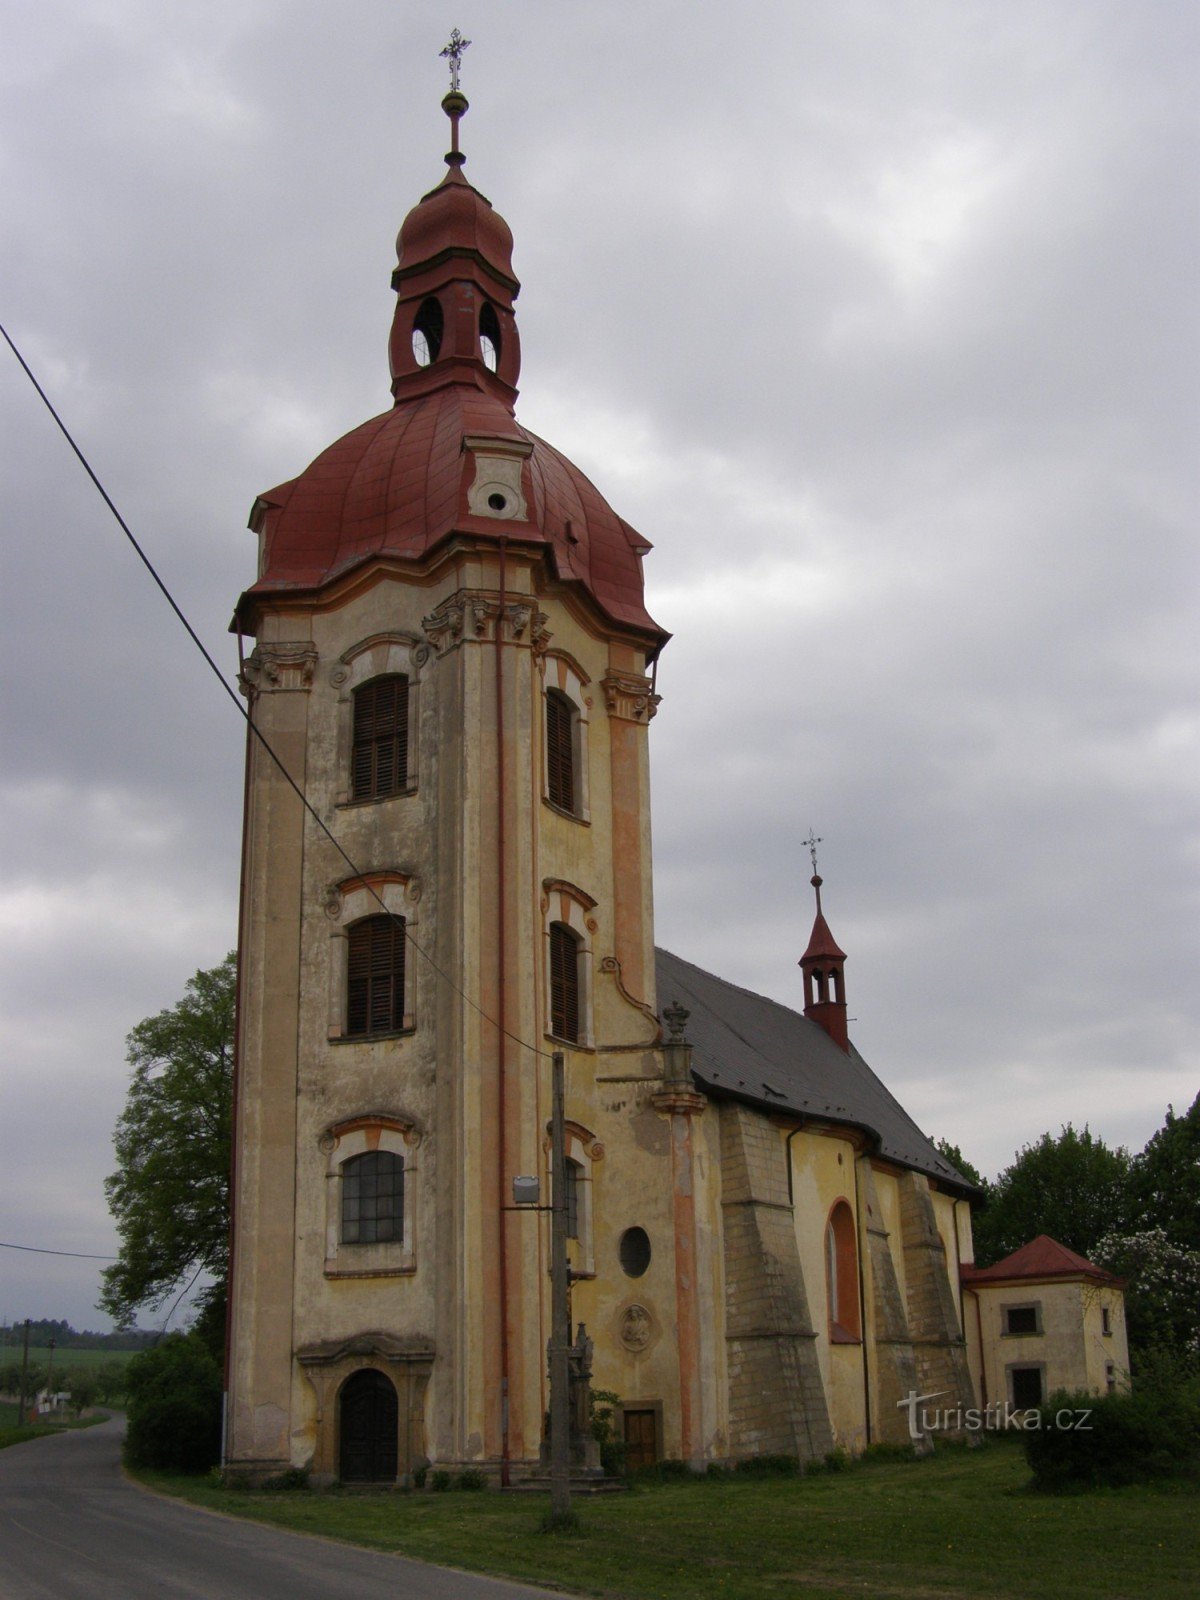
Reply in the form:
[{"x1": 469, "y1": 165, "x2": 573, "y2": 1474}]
[
  {"x1": 240, "y1": 642, "x2": 318, "y2": 694},
  {"x1": 423, "y1": 591, "x2": 551, "y2": 654},
  {"x1": 601, "y1": 670, "x2": 660, "y2": 722}
]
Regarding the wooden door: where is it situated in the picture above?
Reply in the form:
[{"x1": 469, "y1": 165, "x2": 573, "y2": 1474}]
[
  {"x1": 623, "y1": 1407, "x2": 658, "y2": 1471},
  {"x1": 339, "y1": 1368, "x2": 399, "y2": 1482}
]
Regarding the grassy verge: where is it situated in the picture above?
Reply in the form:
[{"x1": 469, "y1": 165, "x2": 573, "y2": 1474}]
[
  {"x1": 134, "y1": 1437, "x2": 1199, "y2": 1600},
  {"x1": 0, "y1": 1407, "x2": 109, "y2": 1451}
]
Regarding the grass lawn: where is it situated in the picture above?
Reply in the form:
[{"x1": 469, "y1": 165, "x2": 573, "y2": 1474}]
[
  {"x1": 135, "y1": 1438, "x2": 1199, "y2": 1600},
  {"x1": 0, "y1": 1344, "x2": 137, "y2": 1373}
]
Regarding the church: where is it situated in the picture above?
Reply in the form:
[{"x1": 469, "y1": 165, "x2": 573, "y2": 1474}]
[{"x1": 224, "y1": 70, "x2": 985, "y2": 1485}]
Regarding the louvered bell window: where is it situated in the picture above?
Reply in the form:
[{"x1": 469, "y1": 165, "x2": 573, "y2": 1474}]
[
  {"x1": 346, "y1": 915, "x2": 406, "y2": 1037},
  {"x1": 341, "y1": 1150, "x2": 404, "y2": 1244},
  {"x1": 545, "y1": 689, "x2": 575, "y2": 813},
  {"x1": 352, "y1": 676, "x2": 409, "y2": 800},
  {"x1": 549, "y1": 922, "x2": 581, "y2": 1043}
]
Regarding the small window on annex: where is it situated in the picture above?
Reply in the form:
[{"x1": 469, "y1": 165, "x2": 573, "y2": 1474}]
[
  {"x1": 1003, "y1": 1304, "x2": 1040, "y2": 1337},
  {"x1": 825, "y1": 1200, "x2": 861, "y2": 1341},
  {"x1": 341, "y1": 1151, "x2": 404, "y2": 1245},
  {"x1": 549, "y1": 922, "x2": 581, "y2": 1043},
  {"x1": 346, "y1": 915, "x2": 406, "y2": 1038},
  {"x1": 352, "y1": 676, "x2": 409, "y2": 801},
  {"x1": 1010, "y1": 1366, "x2": 1044, "y2": 1409}
]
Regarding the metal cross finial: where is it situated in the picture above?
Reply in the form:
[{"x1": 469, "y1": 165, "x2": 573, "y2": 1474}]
[
  {"x1": 440, "y1": 28, "x2": 471, "y2": 93},
  {"x1": 803, "y1": 829, "x2": 823, "y2": 877}
]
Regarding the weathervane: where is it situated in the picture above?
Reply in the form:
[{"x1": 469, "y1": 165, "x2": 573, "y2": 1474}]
[
  {"x1": 803, "y1": 828, "x2": 823, "y2": 878},
  {"x1": 440, "y1": 28, "x2": 471, "y2": 93}
]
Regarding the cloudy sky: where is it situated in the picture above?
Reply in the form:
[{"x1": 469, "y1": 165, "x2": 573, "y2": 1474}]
[{"x1": 2, "y1": 1, "x2": 1196, "y2": 1332}]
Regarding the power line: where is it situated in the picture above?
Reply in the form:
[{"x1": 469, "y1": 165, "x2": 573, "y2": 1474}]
[
  {"x1": 1, "y1": 319, "x2": 553, "y2": 1063},
  {"x1": 0, "y1": 1241, "x2": 117, "y2": 1261}
]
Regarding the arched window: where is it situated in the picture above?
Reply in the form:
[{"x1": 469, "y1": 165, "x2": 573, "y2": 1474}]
[
  {"x1": 549, "y1": 922, "x2": 581, "y2": 1043},
  {"x1": 825, "y1": 1199, "x2": 861, "y2": 1342},
  {"x1": 411, "y1": 296, "x2": 443, "y2": 367},
  {"x1": 342, "y1": 1150, "x2": 404, "y2": 1244},
  {"x1": 565, "y1": 1157, "x2": 582, "y2": 1240},
  {"x1": 352, "y1": 675, "x2": 409, "y2": 800},
  {"x1": 346, "y1": 915, "x2": 406, "y2": 1037},
  {"x1": 479, "y1": 301, "x2": 501, "y2": 372},
  {"x1": 545, "y1": 688, "x2": 577, "y2": 813}
]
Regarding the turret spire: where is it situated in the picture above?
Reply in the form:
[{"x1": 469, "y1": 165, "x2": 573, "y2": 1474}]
[{"x1": 798, "y1": 843, "x2": 849, "y2": 1052}]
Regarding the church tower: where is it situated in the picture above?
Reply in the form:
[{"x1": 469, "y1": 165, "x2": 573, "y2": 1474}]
[{"x1": 225, "y1": 74, "x2": 709, "y2": 1483}]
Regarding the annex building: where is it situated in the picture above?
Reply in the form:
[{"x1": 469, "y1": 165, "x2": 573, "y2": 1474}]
[{"x1": 226, "y1": 79, "x2": 1011, "y2": 1485}]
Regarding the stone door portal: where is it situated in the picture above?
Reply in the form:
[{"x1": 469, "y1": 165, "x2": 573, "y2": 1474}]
[{"x1": 339, "y1": 1368, "x2": 399, "y2": 1482}]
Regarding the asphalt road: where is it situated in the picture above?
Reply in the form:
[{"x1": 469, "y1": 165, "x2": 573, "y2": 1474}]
[{"x1": 0, "y1": 1416, "x2": 564, "y2": 1600}]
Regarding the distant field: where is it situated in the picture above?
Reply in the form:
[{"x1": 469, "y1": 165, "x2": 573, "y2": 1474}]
[{"x1": 0, "y1": 1345, "x2": 139, "y2": 1374}]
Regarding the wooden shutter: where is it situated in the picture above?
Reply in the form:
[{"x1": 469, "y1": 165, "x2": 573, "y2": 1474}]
[
  {"x1": 545, "y1": 690, "x2": 575, "y2": 812},
  {"x1": 549, "y1": 923, "x2": 580, "y2": 1042},
  {"x1": 346, "y1": 916, "x2": 406, "y2": 1036},
  {"x1": 352, "y1": 676, "x2": 409, "y2": 800}
]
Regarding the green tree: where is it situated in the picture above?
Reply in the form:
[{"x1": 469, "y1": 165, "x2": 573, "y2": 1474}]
[
  {"x1": 933, "y1": 1137, "x2": 989, "y2": 1194},
  {"x1": 1131, "y1": 1093, "x2": 1200, "y2": 1253},
  {"x1": 1092, "y1": 1227, "x2": 1200, "y2": 1368},
  {"x1": 93, "y1": 1360, "x2": 129, "y2": 1406},
  {"x1": 123, "y1": 1333, "x2": 222, "y2": 1472},
  {"x1": 65, "y1": 1370, "x2": 99, "y2": 1418},
  {"x1": 972, "y1": 1124, "x2": 1132, "y2": 1267},
  {"x1": 99, "y1": 954, "x2": 235, "y2": 1342}
]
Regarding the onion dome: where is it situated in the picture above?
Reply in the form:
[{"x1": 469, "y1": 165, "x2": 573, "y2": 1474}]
[{"x1": 234, "y1": 90, "x2": 666, "y2": 649}]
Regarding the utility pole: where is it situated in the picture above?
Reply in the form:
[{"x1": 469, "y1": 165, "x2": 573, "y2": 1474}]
[
  {"x1": 16, "y1": 1318, "x2": 30, "y2": 1428},
  {"x1": 548, "y1": 1050, "x2": 571, "y2": 1522}
]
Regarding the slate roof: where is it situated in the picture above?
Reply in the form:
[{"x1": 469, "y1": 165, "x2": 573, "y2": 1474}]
[
  {"x1": 655, "y1": 947, "x2": 975, "y2": 1193},
  {"x1": 960, "y1": 1234, "x2": 1118, "y2": 1285}
]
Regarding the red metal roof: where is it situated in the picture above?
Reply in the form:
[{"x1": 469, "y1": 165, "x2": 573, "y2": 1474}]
[
  {"x1": 238, "y1": 382, "x2": 665, "y2": 642},
  {"x1": 236, "y1": 141, "x2": 666, "y2": 647},
  {"x1": 960, "y1": 1234, "x2": 1119, "y2": 1285},
  {"x1": 801, "y1": 910, "x2": 847, "y2": 964}
]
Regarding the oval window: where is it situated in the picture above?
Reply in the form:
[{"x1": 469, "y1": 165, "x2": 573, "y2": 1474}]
[{"x1": 619, "y1": 1226, "x2": 651, "y2": 1278}]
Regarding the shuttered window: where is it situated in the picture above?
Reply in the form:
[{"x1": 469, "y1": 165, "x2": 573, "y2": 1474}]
[
  {"x1": 352, "y1": 676, "x2": 409, "y2": 800},
  {"x1": 341, "y1": 1151, "x2": 404, "y2": 1244},
  {"x1": 549, "y1": 922, "x2": 580, "y2": 1042},
  {"x1": 545, "y1": 690, "x2": 576, "y2": 813},
  {"x1": 346, "y1": 915, "x2": 406, "y2": 1037}
]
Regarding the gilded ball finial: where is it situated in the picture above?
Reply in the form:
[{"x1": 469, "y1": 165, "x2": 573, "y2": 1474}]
[{"x1": 438, "y1": 30, "x2": 471, "y2": 167}]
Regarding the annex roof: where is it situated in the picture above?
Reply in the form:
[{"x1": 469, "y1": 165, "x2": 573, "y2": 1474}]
[
  {"x1": 960, "y1": 1234, "x2": 1119, "y2": 1286},
  {"x1": 655, "y1": 947, "x2": 974, "y2": 1192}
]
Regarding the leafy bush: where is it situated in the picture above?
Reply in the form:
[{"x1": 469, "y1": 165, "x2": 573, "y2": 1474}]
[
  {"x1": 123, "y1": 1333, "x2": 222, "y2": 1473},
  {"x1": 1024, "y1": 1385, "x2": 1200, "y2": 1491},
  {"x1": 430, "y1": 1469, "x2": 452, "y2": 1492},
  {"x1": 590, "y1": 1387, "x2": 626, "y2": 1478},
  {"x1": 457, "y1": 1469, "x2": 486, "y2": 1491}
]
